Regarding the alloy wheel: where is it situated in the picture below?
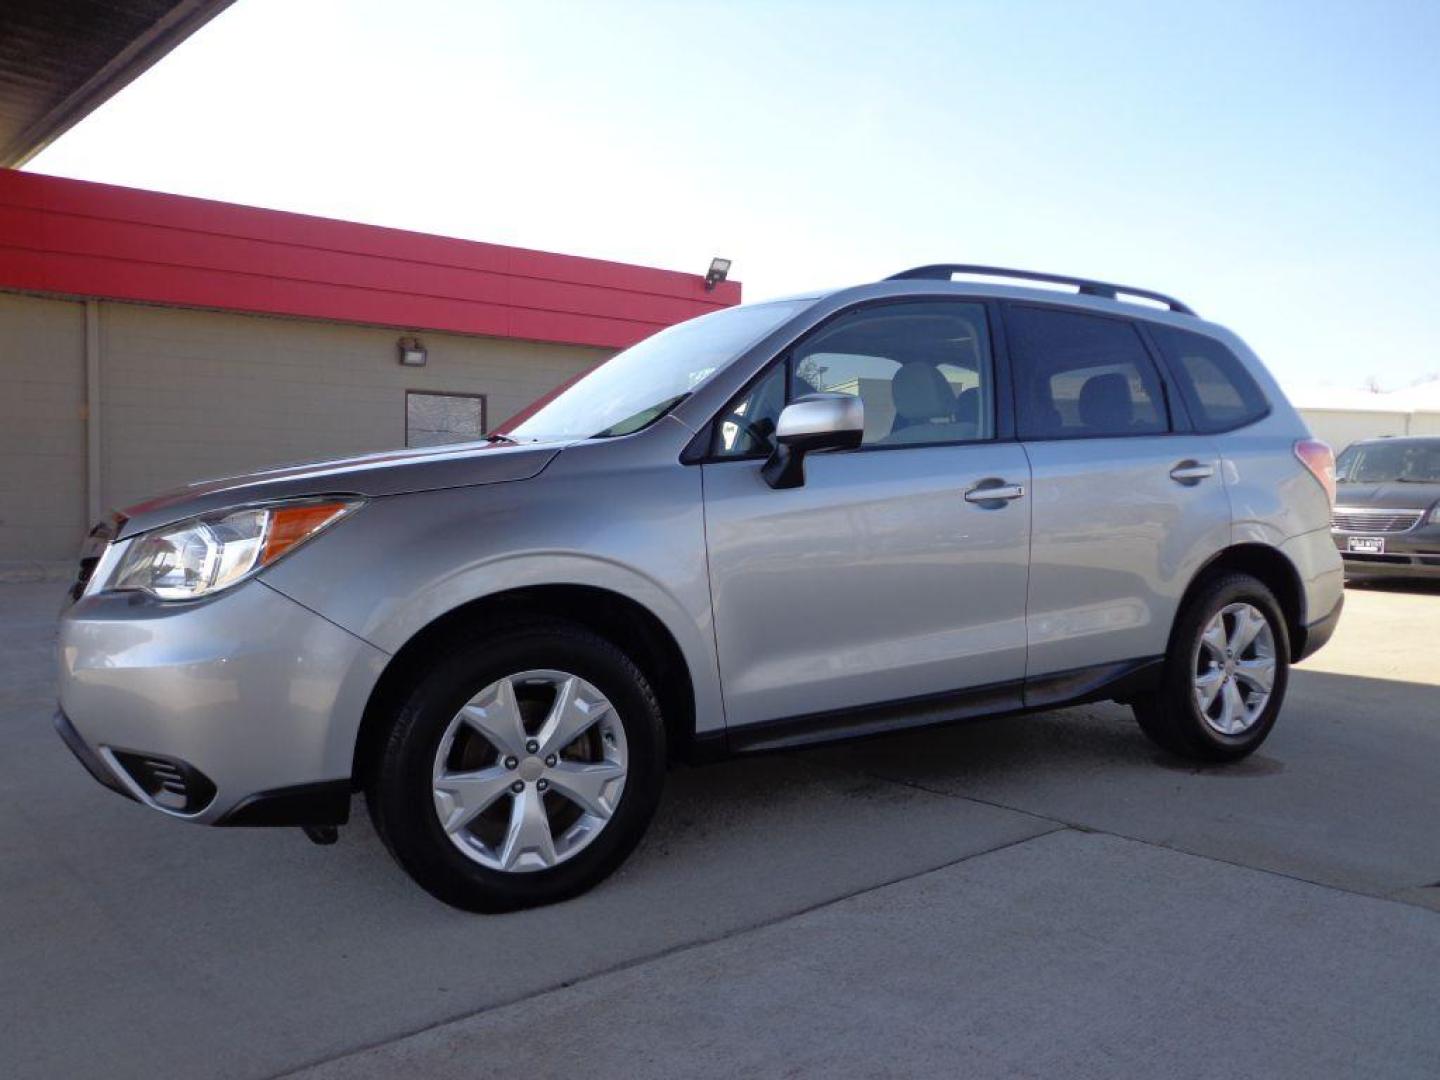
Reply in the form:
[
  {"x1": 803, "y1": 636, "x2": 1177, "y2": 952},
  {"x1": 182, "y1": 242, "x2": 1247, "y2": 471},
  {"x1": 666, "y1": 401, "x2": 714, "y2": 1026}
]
[
  {"x1": 1192, "y1": 602, "x2": 1277, "y2": 736},
  {"x1": 431, "y1": 669, "x2": 628, "y2": 872}
]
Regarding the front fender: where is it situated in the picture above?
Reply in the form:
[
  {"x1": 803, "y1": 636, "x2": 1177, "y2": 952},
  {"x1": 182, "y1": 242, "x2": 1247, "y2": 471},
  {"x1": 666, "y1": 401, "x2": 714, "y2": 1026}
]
[{"x1": 261, "y1": 461, "x2": 726, "y2": 735}]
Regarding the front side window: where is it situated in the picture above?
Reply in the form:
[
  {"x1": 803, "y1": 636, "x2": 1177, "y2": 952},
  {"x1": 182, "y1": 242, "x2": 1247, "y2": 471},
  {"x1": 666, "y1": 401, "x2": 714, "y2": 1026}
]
[
  {"x1": 1006, "y1": 305, "x2": 1169, "y2": 439},
  {"x1": 711, "y1": 300, "x2": 994, "y2": 457},
  {"x1": 505, "y1": 300, "x2": 805, "y2": 442},
  {"x1": 1147, "y1": 324, "x2": 1269, "y2": 433}
]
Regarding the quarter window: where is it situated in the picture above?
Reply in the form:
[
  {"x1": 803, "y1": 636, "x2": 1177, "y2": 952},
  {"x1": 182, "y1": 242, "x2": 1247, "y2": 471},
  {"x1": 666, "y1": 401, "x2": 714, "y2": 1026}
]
[
  {"x1": 714, "y1": 364, "x2": 786, "y2": 457},
  {"x1": 1148, "y1": 324, "x2": 1269, "y2": 433},
  {"x1": 1006, "y1": 306, "x2": 1169, "y2": 439}
]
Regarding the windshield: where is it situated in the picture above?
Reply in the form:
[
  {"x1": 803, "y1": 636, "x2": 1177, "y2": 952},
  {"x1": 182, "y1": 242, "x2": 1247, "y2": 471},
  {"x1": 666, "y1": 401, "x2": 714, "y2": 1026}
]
[
  {"x1": 1336, "y1": 440, "x2": 1440, "y2": 483},
  {"x1": 504, "y1": 300, "x2": 805, "y2": 441}
]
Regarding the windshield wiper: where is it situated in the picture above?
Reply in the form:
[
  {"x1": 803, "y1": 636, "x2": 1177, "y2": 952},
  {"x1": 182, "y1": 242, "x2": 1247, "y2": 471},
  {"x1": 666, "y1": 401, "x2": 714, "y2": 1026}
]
[{"x1": 485, "y1": 433, "x2": 520, "y2": 445}]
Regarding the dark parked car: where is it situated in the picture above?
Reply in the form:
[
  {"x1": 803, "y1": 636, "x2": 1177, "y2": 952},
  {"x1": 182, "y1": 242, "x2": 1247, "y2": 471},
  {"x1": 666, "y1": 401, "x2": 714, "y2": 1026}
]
[{"x1": 1331, "y1": 436, "x2": 1440, "y2": 579}]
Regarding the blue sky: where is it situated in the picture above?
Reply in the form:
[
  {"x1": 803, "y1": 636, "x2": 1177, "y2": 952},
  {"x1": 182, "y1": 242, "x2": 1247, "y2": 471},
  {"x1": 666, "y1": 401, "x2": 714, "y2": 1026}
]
[{"x1": 29, "y1": 0, "x2": 1440, "y2": 398}]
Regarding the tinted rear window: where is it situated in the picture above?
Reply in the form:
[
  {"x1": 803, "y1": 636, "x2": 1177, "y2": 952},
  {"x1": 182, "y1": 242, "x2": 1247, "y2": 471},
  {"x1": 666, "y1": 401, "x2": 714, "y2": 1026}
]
[
  {"x1": 1005, "y1": 306, "x2": 1169, "y2": 439},
  {"x1": 1148, "y1": 324, "x2": 1269, "y2": 433}
]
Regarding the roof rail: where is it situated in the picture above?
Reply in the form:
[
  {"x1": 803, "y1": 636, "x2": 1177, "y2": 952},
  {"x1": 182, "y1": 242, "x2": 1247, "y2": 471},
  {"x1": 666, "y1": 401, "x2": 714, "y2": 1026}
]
[{"x1": 884, "y1": 264, "x2": 1196, "y2": 316}]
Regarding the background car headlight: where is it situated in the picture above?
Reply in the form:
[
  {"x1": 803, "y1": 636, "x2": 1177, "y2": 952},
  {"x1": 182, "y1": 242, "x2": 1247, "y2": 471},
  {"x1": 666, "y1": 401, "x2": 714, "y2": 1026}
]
[{"x1": 103, "y1": 500, "x2": 361, "y2": 601}]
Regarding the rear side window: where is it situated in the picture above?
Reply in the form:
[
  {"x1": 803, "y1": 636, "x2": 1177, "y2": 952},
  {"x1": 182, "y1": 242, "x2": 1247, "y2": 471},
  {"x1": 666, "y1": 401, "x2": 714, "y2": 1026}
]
[
  {"x1": 1148, "y1": 324, "x2": 1269, "y2": 433},
  {"x1": 1005, "y1": 306, "x2": 1169, "y2": 439}
]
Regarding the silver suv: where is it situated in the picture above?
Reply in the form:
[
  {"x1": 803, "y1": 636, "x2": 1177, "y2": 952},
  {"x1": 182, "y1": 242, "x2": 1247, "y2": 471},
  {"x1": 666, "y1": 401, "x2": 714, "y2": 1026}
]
[{"x1": 55, "y1": 265, "x2": 1344, "y2": 911}]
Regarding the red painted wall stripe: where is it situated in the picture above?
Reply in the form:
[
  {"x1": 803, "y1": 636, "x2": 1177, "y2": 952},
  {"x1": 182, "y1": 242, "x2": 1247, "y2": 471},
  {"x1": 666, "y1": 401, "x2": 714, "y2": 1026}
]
[{"x1": 0, "y1": 170, "x2": 741, "y2": 349}]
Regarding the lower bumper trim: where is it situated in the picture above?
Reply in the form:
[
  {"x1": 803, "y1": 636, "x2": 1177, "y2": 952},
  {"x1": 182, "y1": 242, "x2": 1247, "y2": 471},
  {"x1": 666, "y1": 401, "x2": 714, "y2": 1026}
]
[
  {"x1": 54, "y1": 708, "x2": 136, "y2": 803},
  {"x1": 216, "y1": 781, "x2": 353, "y2": 828},
  {"x1": 1297, "y1": 594, "x2": 1344, "y2": 661},
  {"x1": 1340, "y1": 552, "x2": 1440, "y2": 575}
]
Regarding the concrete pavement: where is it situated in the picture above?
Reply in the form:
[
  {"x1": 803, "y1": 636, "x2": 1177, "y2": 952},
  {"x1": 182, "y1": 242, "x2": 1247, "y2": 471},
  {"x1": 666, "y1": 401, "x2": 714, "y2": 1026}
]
[
  {"x1": 298, "y1": 830, "x2": 1440, "y2": 1080},
  {"x1": 2, "y1": 579, "x2": 1437, "y2": 1079}
]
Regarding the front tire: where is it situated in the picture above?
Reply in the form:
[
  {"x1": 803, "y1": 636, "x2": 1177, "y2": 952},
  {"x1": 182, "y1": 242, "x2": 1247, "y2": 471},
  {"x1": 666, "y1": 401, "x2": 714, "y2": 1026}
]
[
  {"x1": 1133, "y1": 572, "x2": 1290, "y2": 762},
  {"x1": 367, "y1": 621, "x2": 666, "y2": 912}
]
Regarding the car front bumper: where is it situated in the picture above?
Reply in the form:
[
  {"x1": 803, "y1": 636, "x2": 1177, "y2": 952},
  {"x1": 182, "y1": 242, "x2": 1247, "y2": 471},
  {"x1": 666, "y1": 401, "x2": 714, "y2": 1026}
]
[{"x1": 55, "y1": 578, "x2": 389, "y2": 825}]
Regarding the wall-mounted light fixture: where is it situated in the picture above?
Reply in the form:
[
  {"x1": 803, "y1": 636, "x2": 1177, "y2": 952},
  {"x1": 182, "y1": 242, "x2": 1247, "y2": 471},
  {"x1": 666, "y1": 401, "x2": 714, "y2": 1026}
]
[
  {"x1": 704, "y1": 257, "x2": 731, "y2": 291},
  {"x1": 398, "y1": 336, "x2": 427, "y2": 367}
]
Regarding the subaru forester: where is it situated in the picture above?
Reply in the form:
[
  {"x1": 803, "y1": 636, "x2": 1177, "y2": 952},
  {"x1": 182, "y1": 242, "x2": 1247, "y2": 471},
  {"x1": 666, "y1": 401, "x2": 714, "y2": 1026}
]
[{"x1": 55, "y1": 265, "x2": 1344, "y2": 911}]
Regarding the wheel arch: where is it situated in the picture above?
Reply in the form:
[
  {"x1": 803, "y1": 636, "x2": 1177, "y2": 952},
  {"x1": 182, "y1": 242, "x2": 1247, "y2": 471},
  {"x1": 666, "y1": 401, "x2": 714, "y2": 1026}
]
[
  {"x1": 352, "y1": 584, "x2": 698, "y2": 788},
  {"x1": 1178, "y1": 543, "x2": 1307, "y2": 661}
]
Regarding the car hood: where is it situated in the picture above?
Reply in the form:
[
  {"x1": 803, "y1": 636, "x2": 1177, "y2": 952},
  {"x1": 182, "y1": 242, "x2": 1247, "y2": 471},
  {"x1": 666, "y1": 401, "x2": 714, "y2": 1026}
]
[
  {"x1": 1333, "y1": 481, "x2": 1440, "y2": 511},
  {"x1": 115, "y1": 439, "x2": 568, "y2": 539}
]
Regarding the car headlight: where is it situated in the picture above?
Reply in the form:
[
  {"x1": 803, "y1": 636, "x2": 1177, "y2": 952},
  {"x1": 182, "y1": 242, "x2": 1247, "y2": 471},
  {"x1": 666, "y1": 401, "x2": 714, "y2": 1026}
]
[{"x1": 100, "y1": 499, "x2": 362, "y2": 601}]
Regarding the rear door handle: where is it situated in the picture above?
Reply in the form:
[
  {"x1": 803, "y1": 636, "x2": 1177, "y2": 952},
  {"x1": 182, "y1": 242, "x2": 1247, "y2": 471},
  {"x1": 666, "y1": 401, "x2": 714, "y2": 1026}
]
[
  {"x1": 964, "y1": 479, "x2": 1026, "y2": 504},
  {"x1": 1169, "y1": 460, "x2": 1215, "y2": 485}
]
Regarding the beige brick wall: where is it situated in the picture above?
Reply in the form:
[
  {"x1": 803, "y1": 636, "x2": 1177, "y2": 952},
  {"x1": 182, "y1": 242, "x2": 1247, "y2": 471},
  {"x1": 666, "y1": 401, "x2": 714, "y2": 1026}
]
[
  {"x1": 0, "y1": 294, "x2": 610, "y2": 561},
  {"x1": 1298, "y1": 408, "x2": 1413, "y2": 454},
  {"x1": 99, "y1": 303, "x2": 608, "y2": 510},
  {"x1": 1410, "y1": 412, "x2": 1440, "y2": 436},
  {"x1": 0, "y1": 293, "x2": 86, "y2": 563}
]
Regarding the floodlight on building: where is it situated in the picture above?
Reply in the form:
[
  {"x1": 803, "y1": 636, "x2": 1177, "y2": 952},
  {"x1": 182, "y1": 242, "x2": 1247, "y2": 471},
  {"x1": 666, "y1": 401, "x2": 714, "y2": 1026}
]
[
  {"x1": 398, "y1": 336, "x2": 427, "y2": 366},
  {"x1": 704, "y1": 257, "x2": 731, "y2": 291}
]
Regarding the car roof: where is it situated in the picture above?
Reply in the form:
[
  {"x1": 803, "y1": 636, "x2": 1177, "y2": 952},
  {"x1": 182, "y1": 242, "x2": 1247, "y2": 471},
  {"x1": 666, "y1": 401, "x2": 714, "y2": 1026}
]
[
  {"x1": 1348, "y1": 435, "x2": 1440, "y2": 446},
  {"x1": 753, "y1": 264, "x2": 1205, "y2": 328},
  {"x1": 793, "y1": 277, "x2": 1228, "y2": 339},
  {"x1": 880, "y1": 263, "x2": 1194, "y2": 313}
]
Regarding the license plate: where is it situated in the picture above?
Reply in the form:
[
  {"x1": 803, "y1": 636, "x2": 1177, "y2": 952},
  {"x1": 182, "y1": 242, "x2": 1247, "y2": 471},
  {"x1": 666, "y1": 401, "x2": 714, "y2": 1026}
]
[{"x1": 1347, "y1": 536, "x2": 1385, "y2": 554}]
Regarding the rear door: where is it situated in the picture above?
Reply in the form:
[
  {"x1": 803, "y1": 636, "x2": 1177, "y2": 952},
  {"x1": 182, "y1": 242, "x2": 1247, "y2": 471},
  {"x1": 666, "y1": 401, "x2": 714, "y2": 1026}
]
[
  {"x1": 700, "y1": 299, "x2": 1032, "y2": 734},
  {"x1": 1004, "y1": 304, "x2": 1231, "y2": 690}
]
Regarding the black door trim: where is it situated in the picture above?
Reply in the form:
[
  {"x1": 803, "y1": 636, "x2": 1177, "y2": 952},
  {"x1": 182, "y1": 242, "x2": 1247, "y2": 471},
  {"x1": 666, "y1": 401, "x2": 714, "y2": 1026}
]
[{"x1": 718, "y1": 656, "x2": 1164, "y2": 756}]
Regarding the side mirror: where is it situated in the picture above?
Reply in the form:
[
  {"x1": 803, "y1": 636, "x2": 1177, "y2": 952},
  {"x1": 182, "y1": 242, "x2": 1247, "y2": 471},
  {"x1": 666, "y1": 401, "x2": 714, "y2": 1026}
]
[{"x1": 761, "y1": 393, "x2": 864, "y2": 489}]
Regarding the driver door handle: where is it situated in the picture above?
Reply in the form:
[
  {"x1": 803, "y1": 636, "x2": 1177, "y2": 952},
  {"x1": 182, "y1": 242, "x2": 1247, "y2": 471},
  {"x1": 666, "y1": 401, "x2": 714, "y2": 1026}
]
[
  {"x1": 964, "y1": 480, "x2": 1026, "y2": 504},
  {"x1": 1169, "y1": 460, "x2": 1215, "y2": 485}
]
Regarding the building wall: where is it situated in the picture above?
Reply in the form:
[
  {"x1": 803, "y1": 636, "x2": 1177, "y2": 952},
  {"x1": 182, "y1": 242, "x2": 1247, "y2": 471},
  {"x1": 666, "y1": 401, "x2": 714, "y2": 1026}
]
[
  {"x1": 1410, "y1": 412, "x2": 1440, "y2": 436},
  {"x1": 0, "y1": 171, "x2": 737, "y2": 568},
  {"x1": 0, "y1": 292, "x2": 86, "y2": 562},
  {"x1": 1298, "y1": 408, "x2": 1413, "y2": 454},
  {"x1": 0, "y1": 292, "x2": 609, "y2": 563},
  {"x1": 0, "y1": 169, "x2": 739, "y2": 350}
]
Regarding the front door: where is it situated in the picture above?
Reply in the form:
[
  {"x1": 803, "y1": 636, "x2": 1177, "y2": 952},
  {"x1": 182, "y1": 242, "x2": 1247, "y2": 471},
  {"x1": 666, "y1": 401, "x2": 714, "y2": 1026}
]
[{"x1": 699, "y1": 299, "x2": 1032, "y2": 736}]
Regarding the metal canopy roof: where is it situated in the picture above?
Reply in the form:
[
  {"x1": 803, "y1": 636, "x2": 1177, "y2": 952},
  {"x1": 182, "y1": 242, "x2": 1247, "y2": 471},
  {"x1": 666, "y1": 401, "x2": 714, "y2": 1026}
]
[{"x1": 0, "y1": 0, "x2": 233, "y2": 167}]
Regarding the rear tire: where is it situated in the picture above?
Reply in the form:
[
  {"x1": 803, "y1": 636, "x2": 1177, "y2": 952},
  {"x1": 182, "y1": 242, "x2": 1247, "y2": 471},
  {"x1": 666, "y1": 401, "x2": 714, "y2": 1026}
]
[
  {"x1": 366, "y1": 620, "x2": 666, "y2": 912},
  {"x1": 1133, "y1": 572, "x2": 1290, "y2": 762}
]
